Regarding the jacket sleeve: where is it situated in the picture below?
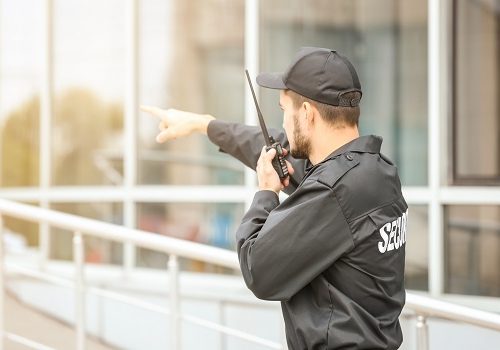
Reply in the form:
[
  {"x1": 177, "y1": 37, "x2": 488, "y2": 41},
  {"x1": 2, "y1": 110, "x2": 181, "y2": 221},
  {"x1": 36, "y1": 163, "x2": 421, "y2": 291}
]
[
  {"x1": 207, "y1": 120, "x2": 306, "y2": 194},
  {"x1": 235, "y1": 180, "x2": 355, "y2": 301}
]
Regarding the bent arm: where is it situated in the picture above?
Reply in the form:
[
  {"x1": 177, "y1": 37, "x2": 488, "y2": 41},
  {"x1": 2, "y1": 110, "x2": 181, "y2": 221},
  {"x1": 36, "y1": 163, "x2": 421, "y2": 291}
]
[{"x1": 235, "y1": 181, "x2": 354, "y2": 301}]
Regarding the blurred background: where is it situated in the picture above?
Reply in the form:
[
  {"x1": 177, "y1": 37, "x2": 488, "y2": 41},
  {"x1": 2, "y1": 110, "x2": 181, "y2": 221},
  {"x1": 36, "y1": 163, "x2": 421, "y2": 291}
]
[{"x1": 0, "y1": 0, "x2": 499, "y2": 348}]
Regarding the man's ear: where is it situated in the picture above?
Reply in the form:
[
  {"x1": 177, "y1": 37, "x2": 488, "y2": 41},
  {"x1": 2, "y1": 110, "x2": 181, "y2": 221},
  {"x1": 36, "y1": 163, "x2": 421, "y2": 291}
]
[{"x1": 302, "y1": 101, "x2": 315, "y2": 124}]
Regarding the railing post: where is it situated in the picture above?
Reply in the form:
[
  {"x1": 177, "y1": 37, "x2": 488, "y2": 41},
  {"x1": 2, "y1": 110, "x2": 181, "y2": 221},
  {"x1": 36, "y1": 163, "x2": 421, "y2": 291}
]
[
  {"x1": 0, "y1": 216, "x2": 4, "y2": 350},
  {"x1": 168, "y1": 254, "x2": 180, "y2": 350},
  {"x1": 416, "y1": 315, "x2": 428, "y2": 350},
  {"x1": 218, "y1": 300, "x2": 226, "y2": 350},
  {"x1": 40, "y1": 0, "x2": 54, "y2": 272},
  {"x1": 123, "y1": 0, "x2": 139, "y2": 279},
  {"x1": 73, "y1": 232, "x2": 86, "y2": 350}
]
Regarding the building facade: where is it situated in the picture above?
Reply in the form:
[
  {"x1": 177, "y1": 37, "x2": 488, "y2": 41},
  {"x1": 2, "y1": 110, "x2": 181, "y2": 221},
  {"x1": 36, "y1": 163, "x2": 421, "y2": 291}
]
[{"x1": 0, "y1": 0, "x2": 499, "y2": 303}]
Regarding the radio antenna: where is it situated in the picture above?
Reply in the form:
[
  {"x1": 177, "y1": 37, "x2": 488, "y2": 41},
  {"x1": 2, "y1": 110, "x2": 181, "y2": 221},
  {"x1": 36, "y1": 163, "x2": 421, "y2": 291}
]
[{"x1": 245, "y1": 69, "x2": 271, "y2": 146}]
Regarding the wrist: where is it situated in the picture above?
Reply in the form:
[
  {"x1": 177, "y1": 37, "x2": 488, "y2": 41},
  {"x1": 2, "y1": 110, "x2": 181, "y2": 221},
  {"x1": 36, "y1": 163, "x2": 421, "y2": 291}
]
[
  {"x1": 258, "y1": 187, "x2": 280, "y2": 196},
  {"x1": 198, "y1": 114, "x2": 215, "y2": 135}
]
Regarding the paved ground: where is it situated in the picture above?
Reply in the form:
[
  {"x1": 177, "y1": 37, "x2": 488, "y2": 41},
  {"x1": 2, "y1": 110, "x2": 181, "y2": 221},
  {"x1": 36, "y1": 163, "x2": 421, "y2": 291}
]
[{"x1": 4, "y1": 292, "x2": 116, "y2": 350}]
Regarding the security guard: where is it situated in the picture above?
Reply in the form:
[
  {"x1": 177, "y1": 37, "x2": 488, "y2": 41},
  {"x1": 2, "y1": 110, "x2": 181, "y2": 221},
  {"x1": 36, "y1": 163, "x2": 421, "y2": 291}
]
[{"x1": 142, "y1": 47, "x2": 408, "y2": 350}]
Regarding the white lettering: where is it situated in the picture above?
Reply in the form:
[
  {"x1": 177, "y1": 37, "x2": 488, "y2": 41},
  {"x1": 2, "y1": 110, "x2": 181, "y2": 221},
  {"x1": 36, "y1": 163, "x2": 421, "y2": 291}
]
[
  {"x1": 377, "y1": 209, "x2": 408, "y2": 254},
  {"x1": 378, "y1": 223, "x2": 391, "y2": 253},
  {"x1": 401, "y1": 211, "x2": 406, "y2": 244},
  {"x1": 388, "y1": 221, "x2": 396, "y2": 251},
  {"x1": 394, "y1": 217, "x2": 401, "y2": 249}
]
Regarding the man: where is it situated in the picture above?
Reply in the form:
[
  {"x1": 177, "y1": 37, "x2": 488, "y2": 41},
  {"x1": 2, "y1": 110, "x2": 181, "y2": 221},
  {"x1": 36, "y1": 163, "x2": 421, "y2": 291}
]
[{"x1": 142, "y1": 47, "x2": 408, "y2": 350}]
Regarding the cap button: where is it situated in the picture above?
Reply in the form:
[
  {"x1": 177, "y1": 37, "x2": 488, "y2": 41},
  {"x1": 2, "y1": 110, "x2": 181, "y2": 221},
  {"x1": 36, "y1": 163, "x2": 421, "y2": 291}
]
[{"x1": 346, "y1": 154, "x2": 354, "y2": 161}]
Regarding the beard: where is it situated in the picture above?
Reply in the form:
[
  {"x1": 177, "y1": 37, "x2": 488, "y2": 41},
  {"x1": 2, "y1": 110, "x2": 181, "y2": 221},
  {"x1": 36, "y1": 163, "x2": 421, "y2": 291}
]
[{"x1": 290, "y1": 114, "x2": 311, "y2": 159}]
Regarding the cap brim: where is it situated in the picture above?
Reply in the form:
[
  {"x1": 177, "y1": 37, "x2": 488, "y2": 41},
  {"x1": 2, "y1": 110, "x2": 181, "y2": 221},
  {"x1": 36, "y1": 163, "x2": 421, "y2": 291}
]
[{"x1": 256, "y1": 72, "x2": 287, "y2": 89}]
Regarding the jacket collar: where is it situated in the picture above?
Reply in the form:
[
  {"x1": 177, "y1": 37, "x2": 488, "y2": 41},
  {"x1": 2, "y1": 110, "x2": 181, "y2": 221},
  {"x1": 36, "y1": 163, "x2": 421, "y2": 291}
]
[
  {"x1": 328, "y1": 135, "x2": 382, "y2": 157},
  {"x1": 305, "y1": 135, "x2": 383, "y2": 171}
]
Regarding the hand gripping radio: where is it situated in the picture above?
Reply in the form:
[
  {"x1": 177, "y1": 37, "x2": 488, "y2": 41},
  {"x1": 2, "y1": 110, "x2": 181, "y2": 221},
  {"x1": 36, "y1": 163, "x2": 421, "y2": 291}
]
[{"x1": 245, "y1": 69, "x2": 289, "y2": 181}]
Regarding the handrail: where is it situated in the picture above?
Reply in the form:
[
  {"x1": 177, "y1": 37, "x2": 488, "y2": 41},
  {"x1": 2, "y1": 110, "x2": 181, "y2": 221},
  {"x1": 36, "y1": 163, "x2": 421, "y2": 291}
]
[
  {"x1": 6, "y1": 263, "x2": 284, "y2": 350},
  {"x1": 406, "y1": 293, "x2": 500, "y2": 331},
  {"x1": 0, "y1": 199, "x2": 283, "y2": 350},
  {"x1": 2, "y1": 199, "x2": 500, "y2": 349},
  {"x1": 0, "y1": 199, "x2": 239, "y2": 270}
]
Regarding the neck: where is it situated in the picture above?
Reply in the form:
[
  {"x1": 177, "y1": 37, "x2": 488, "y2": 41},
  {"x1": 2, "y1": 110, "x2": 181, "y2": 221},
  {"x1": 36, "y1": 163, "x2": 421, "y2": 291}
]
[{"x1": 309, "y1": 125, "x2": 360, "y2": 165}]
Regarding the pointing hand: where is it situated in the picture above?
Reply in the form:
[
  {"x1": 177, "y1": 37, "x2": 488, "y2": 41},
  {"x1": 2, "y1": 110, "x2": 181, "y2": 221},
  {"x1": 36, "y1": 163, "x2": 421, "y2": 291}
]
[{"x1": 140, "y1": 105, "x2": 215, "y2": 143}]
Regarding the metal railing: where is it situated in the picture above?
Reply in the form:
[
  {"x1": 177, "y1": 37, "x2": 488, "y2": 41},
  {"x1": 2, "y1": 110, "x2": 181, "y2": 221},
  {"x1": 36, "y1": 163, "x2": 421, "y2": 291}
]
[
  {"x1": 1, "y1": 199, "x2": 500, "y2": 350},
  {"x1": 0, "y1": 199, "x2": 280, "y2": 350},
  {"x1": 405, "y1": 293, "x2": 500, "y2": 349}
]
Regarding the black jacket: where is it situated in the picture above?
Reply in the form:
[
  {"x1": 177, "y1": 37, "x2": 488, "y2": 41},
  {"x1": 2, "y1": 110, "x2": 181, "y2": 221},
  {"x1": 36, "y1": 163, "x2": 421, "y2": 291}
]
[{"x1": 208, "y1": 120, "x2": 407, "y2": 350}]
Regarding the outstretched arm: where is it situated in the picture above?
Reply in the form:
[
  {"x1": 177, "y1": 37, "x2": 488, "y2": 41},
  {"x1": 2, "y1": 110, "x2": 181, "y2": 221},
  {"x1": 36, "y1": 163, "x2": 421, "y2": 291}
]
[{"x1": 140, "y1": 105, "x2": 306, "y2": 193}]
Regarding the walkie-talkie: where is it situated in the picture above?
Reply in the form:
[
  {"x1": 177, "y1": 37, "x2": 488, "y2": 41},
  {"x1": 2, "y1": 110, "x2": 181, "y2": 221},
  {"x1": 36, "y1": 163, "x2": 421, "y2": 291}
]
[{"x1": 245, "y1": 69, "x2": 289, "y2": 181}]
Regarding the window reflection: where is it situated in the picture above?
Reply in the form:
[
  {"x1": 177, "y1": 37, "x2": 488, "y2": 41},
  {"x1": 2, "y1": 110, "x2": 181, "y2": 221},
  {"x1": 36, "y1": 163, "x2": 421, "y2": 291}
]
[
  {"x1": 138, "y1": 0, "x2": 245, "y2": 186},
  {"x1": 1, "y1": 97, "x2": 40, "y2": 187},
  {"x1": 0, "y1": 0, "x2": 42, "y2": 187},
  {"x1": 259, "y1": 0, "x2": 428, "y2": 186},
  {"x1": 137, "y1": 202, "x2": 244, "y2": 272},
  {"x1": 405, "y1": 205, "x2": 428, "y2": 291},
  {"x1": 52, "y1": 0, "x2": 125, "y2": 186},
  {"x1": 445, "y1": 205, "x2": 500, "y2": 297},
  {"x1": 454, "y1": 0, "x2": 500, "y2": 183},
  {"x1": 52, "y1": 89, "x2": 124, "y2": 186}
]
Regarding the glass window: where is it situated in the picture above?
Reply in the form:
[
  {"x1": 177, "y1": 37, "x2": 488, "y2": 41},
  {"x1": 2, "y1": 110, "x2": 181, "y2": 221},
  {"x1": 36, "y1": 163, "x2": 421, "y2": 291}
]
[
  {"x1": 0, "y1": 0, "x2": 42, "y2": 187},
  {"x1": 259, "y1": 0, "x2": 428, "y2": 186},
  {"x1": 138, "y1": 0, "x2": 245, "y2": 186},
  {"x1": 445, "y1": 205, "x2": 500, "y2": 297},
  {"x1": 136, "y1": 202, "x2": 244, "y2": 272},
  {"x1": 50, "y1": 203, "x2": 123, "y2": 264},
  {"x1": 406, "y1": 205, "x2": 428, "y2": 291},
  {"x1": 51, "y1": 0, "x2": 125, "y2": 186},
  {"x1": 453, "y1": 0, "x2": 500, "y2": 184}
]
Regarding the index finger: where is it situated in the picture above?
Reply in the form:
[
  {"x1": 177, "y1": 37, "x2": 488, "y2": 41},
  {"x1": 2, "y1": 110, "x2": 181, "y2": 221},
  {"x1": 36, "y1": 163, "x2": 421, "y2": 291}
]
[
  {"x1": 140, "y1": 105, "x2": 164, "y2": 118},
  {"x1": 263, "y1": 146, "x2": 277, "y2": 160}
]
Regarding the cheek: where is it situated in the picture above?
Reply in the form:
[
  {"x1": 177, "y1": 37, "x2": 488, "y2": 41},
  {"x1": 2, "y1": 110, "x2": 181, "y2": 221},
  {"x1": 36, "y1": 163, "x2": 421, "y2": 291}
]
[{"x1": 283, "y1": 112, "x2": 294, "y2": 134}]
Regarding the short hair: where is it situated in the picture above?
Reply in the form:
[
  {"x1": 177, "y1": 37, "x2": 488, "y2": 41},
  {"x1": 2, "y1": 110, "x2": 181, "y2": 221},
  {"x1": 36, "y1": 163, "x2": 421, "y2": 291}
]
[{"x1": 285, "y1": 90, "x2": 361, "y2": 127}]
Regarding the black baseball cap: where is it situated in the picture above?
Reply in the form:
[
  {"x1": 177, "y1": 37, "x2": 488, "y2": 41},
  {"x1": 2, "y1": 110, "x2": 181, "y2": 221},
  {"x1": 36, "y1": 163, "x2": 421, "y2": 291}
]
[{"x1": 256, "y1": 47, "x2": 362, "y2": 107}]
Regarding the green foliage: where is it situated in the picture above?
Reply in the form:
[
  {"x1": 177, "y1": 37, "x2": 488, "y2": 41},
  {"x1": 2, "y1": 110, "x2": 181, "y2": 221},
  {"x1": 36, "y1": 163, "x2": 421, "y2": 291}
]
[
  {"x1": 51, "y1": 88, "x2": 123, "y2": 185},
  {"x1": 0, "y1": 88, "x2": 123, "y2": 245},
  {"x1": 1, "y1": 96, "x2": 40, "y2": 187}
]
